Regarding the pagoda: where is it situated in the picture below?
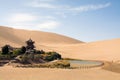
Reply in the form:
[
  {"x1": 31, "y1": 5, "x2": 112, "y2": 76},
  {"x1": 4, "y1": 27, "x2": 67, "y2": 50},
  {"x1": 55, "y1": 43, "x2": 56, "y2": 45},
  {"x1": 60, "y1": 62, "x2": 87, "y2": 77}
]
[{"x1": 25, "y1": 38, "x2": 36, "y2": 54}]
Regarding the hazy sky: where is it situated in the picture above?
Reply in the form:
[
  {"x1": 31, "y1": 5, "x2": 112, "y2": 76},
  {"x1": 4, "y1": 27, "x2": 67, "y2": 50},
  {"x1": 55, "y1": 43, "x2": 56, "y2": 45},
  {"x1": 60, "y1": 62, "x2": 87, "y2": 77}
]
[{"x1": 0, "y1": 0, "x2": 120, "y2": 42}]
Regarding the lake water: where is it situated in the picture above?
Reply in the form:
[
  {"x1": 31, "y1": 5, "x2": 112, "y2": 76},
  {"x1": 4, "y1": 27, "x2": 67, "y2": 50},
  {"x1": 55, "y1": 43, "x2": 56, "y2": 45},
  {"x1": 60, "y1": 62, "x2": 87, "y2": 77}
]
[{"x1": 69, "y1": 60, "x2": 103, "y2": 66}]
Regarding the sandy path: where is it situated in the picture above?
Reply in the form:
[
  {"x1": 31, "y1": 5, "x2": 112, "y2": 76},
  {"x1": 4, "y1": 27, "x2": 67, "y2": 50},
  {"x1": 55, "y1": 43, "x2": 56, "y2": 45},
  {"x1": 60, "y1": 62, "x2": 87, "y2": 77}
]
[{"x1": 0, "y1": 66, "x2": 120, "y2": 80}]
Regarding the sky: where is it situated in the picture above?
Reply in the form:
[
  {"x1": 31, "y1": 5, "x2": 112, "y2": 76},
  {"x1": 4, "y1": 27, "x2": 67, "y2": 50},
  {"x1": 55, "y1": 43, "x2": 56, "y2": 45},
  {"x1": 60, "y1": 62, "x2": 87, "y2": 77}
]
[{"x1": 0, "y1": 0, "x2": 120, "y2": 42}]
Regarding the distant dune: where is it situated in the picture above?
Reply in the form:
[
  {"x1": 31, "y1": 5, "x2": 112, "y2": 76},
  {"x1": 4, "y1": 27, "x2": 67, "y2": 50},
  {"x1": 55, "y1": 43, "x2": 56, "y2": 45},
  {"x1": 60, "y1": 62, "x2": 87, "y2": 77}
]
[
  {"x1": 0, "y1": 26, "x2": 82, "y2": 46},
  {"x1": 0, "y1": 26, "x2": 120, "y2": 61},
  {"x1": 47, "y1": 39, "x2": 120, "y2": 61}
]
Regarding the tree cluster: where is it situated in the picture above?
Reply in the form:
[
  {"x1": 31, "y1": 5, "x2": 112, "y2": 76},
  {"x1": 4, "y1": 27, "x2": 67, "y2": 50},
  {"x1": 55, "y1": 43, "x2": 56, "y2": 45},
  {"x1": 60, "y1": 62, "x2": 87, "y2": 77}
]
[{"x1": 0, "y1": 44, "x2": 62, "y2": 63}]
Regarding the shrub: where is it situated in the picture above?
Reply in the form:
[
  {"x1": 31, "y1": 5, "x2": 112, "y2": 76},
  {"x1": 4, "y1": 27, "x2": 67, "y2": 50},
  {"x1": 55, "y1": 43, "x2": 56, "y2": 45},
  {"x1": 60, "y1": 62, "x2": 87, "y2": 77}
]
[
  {"x1": 50, "y1": 60, "x2": 70, "y2": 68},
  {"x1": 0, "y1": 54, "x2": 11, "y2": 60},
  {"x1": 20, "y1": 46, "x2": 26, "y2": 54},
  {"x1": 20, "y1": 54, "x2": 35, "y2": 64},
  {"x1": 33, "y1": 54, "x2": 44, "y2": 63},
  {"x1": 34, "y1": 54, "x2": 42, "y2": 59},
  {"x1": 20, "y1": 54, "x2": 29, "y2": 64},
  {"x1": 45, "y1": 55, "x2": 54, "y2": 61},
  {"x1": 46, "y1": 52, "x2": 52, "y2": 55},
  {"x1": 41, "y1": 50, "x2": 45, "y2": 54},
  {"x1": 36, "y1": 50, "x2": 42, "y2": 54},
  {"x1": 0, "y1": 51, "x2": 15, "y2": 60},
  {"x1": 45, "y1": 52, "x2": 61, "y2": 61},
  {"x1": 16, "y1": 60, "x2": 70, "y2": 68},
  {"x1": 52, "y1": 52, "x2": 61, "y2": 60},
  {"x1": 12, "y1": 49, "x2": 21, "y2": 56},
  {"x1": 27, "y1": 54, "x2": 34, "y2": 60},
  {"x1": 36, "y1": 50, "x2": 45, "y2": 54},
  {"x1": 2, "y1": 45, "x2": 9, "y2": 54}
]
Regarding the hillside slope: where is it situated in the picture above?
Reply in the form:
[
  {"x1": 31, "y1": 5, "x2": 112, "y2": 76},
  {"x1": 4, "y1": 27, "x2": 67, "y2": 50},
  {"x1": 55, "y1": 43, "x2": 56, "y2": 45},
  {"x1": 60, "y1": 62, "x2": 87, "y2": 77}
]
[
  {"x1": 0, "y1": 26, "x2": 120, "y2": 61},
  {"x1": 0, "y1": 26, "x2": 83, "y2": 47},
  {"x1": 47, "y1": 39, "x2": 120, "y2": 61}
]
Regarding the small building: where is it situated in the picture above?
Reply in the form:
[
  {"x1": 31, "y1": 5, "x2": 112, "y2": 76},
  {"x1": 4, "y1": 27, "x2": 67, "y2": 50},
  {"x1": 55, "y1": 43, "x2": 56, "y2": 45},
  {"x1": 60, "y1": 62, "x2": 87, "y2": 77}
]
[
  {"x1": 25, "y1": 39, "x2": 36, "y2": 54},
  {"x1": 26, "y1": 38, "x2": 35, "y2": 50}
]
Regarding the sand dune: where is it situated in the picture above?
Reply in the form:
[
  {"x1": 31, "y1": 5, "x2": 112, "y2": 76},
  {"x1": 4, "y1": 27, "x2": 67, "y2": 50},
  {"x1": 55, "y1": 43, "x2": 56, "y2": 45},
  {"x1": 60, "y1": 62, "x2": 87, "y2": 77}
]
[
  {"x1": 0, "y1": 66, "x2": 120, "y2": 80},
  {"x1": 47, "y1": 39, "x2": 120, "y2": 61},
  {"x1": 0, "y1": 26, "x2": 82, "y2": 47},
  {"x1": 0, "y1": 26, "x2": 120, "y2": 80},
  {"x1": 0, "y1": 26, "x2": 120, "y2": 61}
]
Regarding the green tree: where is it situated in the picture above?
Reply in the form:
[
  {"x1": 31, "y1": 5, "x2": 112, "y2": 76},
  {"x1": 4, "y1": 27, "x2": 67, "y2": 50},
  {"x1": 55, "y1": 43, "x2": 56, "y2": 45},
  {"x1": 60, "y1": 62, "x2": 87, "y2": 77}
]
[
  {"x1": 20, "y1": 46, "x2": 26, "y2": 54},
  {"x1": 13, "y1": 49, "x2": 21, "y2": 56},
  {"x1": 2, "y1": 45, "x2": 9, "y2": 54}
]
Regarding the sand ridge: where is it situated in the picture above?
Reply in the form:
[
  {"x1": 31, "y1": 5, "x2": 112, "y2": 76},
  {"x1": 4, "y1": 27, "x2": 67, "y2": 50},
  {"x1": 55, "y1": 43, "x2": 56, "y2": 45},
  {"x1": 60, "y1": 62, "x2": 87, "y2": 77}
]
[
  {"x1": 0, "y1": 26, "x2": 120, "y2": 61},
  {"x1": 36, "y1": 39, "x2": 120, "y2": 61},
  {"x1": 0, "y1": 26, "x2": 83, "y2": 46},
  {"x1": 0, "y1": 26, "x2": 120, "y2": 80}
]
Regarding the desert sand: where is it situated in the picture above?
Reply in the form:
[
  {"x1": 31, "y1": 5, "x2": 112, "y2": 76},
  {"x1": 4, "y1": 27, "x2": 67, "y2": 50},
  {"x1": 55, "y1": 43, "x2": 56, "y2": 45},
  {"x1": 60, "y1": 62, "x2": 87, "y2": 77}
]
[
  {"x1": 0, "y1": 26, "x2": 120, "y2": 61},
  {"x1": 45, "y1": 39, "x2": 120, "y2": 61},
  {"x1": 0, "y1": 26, "x2": 120, "y2": 80},
  {"x1": 0, "y1": 66, "x2": 120, "y2": 80}
]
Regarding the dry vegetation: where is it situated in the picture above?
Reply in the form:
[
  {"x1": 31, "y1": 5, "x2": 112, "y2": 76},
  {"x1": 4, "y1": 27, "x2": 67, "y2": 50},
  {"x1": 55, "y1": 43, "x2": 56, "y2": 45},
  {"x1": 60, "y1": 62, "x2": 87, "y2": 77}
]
[{"x1": 14, "y1": 60, "x2": 70, "y2": 68}]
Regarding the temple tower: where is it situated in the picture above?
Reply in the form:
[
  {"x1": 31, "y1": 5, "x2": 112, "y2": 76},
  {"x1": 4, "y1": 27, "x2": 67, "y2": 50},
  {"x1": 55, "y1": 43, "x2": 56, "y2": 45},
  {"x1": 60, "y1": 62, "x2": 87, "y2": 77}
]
[
  {"x1": 26, "y1": 38, "x2": 35, "y2": 50},
  {"x1": 25, "y1": 39, "x2": 36, "y2": 55}
]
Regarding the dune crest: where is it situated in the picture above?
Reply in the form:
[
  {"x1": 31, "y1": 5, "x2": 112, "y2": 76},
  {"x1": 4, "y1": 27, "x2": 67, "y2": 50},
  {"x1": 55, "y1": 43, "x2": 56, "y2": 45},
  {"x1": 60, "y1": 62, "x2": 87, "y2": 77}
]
[
  {"x1": 0, "y1": 26, "x2": 120, "y2": 61},
  {"x1": 0, "y1": 26, "x2": 83, "y2": 47}
]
